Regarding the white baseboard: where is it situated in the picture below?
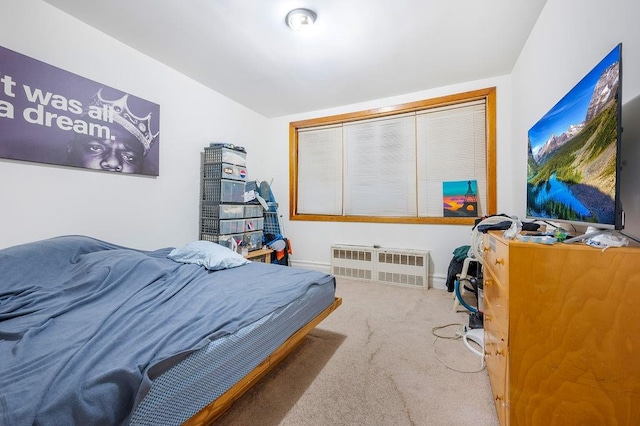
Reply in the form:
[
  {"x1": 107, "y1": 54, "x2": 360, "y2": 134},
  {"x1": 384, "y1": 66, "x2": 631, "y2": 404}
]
[
  {"x1": 290, "y1": 259, "x2": 447, "y2": 290},
  {"x1": 289, "y1": 260, "x2": 331, "y2": 274},
  {"x1": 430, "y1": 275, "x2": 447, "y2": 290}
]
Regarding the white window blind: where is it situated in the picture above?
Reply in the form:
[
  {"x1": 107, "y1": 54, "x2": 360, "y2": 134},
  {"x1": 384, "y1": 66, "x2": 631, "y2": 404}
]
[
  {"x1": 297, "y1": 125, "x2": 343, "y2": 215},
  {"x1": 344, "y1": 114, "x2": 417, "y2": 216},
  {"x1": 416, "y1": 101, "x2": 487, "y2": 216}
]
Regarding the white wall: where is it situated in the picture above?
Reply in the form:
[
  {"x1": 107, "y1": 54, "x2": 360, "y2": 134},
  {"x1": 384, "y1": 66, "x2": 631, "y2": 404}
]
[
  {"x1": 5, "y1": 0, "x2": 637, "y2": 290},
  {"x1": 255, "y1": 0, "x2": 640, "y2": 287},
  {"x1": 0, "y1": 0, "x2": 267, "y2": 250},
  {"x1": 510, "y1": 0, "x2": 640, "y2": 219},
  {"x1": 0, "y1": 0, "x2": 515, "y2": 289},
  {"x1": 253, "y1": 76, "x2": 514, "y2": 288}
]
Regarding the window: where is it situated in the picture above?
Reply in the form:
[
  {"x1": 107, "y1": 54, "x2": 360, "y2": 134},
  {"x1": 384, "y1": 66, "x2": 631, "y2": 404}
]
[{"x1": 290, "y1": 88, "x2": 496, "y2": 224}]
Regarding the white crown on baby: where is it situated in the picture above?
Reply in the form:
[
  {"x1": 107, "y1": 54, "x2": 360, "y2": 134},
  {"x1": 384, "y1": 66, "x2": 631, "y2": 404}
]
[{"x1": 91, "y1": 89, "x2": 159, "y2": 155}]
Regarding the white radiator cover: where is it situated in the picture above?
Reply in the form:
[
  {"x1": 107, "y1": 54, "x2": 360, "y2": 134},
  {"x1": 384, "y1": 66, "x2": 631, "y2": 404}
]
[{"x1": 331, "y1": 245, "x2": 430, "y2": 288}]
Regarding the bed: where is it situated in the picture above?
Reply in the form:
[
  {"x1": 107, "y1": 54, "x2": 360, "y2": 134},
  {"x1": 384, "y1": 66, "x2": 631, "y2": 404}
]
[{"x1": 0, "y1": 236, "x2": 340, "y2": 425}]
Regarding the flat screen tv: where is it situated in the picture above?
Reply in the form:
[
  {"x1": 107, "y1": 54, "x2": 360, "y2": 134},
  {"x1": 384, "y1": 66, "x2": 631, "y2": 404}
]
[
  {"x1": 526, "y1": 44, "x2": 622, "y2": 240},
  {"x1": 620, "y1": 93, "x2": 640, "y2": 243}
]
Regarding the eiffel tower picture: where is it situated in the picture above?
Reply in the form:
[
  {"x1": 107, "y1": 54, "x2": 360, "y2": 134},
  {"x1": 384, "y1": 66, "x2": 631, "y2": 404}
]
[
  {"x1": 443, "y1": 180, "x2": 478, "y2": 217},
  {"x1": 462, "y1": 180, "x2": 478, "y2": 214}
]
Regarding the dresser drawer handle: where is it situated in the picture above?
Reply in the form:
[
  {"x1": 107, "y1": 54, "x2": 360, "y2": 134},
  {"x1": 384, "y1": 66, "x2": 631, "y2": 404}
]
[{"x1": 495, "y1": 258, "x2": 504, "y2": 266}]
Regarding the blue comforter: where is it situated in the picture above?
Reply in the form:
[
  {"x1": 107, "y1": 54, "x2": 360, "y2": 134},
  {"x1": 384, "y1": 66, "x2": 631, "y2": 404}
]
[{"x1": 0, "y1": 236, "x2": 334, "y2": 425}]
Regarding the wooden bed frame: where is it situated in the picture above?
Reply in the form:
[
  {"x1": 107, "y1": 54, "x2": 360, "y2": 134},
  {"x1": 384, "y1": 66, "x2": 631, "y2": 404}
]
[{"x1": 183, "y1": 296, "x2": 342, "y2": 425}]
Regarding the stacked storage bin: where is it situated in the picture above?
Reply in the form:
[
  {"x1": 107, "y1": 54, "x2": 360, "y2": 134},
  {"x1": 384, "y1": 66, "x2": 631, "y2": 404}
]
[
  {"x1": 200, "y1": 143, "x2": 264, "y2": 251},
  {"x1": 243, "y1": 203, "x2": 264, "y2": 251}
]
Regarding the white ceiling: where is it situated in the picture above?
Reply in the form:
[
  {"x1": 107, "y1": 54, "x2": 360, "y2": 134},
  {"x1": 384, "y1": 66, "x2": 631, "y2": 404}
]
[{"x1": 42, "y1": 0, "x2": 547, "y2": 118}]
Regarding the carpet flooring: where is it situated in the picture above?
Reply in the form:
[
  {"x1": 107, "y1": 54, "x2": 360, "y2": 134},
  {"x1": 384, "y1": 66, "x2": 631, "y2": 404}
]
[{"x1": 213, "y1": 277, "x2": 500, "y2": 425}]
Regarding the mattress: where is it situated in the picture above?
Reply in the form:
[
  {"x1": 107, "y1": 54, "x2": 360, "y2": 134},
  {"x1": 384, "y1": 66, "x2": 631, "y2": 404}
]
[
  {"x1": 0, "y1": 236, "x2": 336, "y2": 425},
  {"x1": 129, "y1": 278, "x2": 335, "y2": 425}
]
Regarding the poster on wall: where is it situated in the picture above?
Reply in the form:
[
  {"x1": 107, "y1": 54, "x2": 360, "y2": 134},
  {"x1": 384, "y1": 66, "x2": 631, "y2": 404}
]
[
  {"x1": 0, "y1": 45, "x2": 160, "y2": 176},
  {"x1": 442, "y1": 179, "x2": 479, "y2": 217}
]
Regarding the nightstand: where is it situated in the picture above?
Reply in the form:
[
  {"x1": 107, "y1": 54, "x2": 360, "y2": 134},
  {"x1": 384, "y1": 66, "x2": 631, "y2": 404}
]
[{"x1": 244, "y1": 248, "x2": 273, "y2": 263}]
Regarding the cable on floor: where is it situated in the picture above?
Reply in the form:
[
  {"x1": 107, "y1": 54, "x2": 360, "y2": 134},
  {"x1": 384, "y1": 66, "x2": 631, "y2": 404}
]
[{"x1": 431, "y1": 323, "x2": 486, "y2": 373}]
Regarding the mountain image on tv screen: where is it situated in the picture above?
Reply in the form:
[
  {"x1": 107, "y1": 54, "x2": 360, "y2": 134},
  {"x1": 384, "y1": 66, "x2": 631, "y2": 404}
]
[{"x1": 527, "y1": 45, "x2": 621, "y2": 226}]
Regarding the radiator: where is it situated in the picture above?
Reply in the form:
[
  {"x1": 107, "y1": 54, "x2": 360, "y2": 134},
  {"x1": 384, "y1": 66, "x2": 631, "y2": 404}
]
[{"x1": 331, "y1": 245, "x2": 430, "y2": 288}]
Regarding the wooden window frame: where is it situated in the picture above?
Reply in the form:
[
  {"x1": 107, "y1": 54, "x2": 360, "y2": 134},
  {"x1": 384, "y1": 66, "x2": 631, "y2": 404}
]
[{"x1": 289, "y1": 87, "x2": 497, "y2": 225}]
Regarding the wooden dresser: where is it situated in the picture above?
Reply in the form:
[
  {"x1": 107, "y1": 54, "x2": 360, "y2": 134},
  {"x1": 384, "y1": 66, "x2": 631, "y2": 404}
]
[{"x1": 482, "y1": 232, "x2": 640, "y2": 425}]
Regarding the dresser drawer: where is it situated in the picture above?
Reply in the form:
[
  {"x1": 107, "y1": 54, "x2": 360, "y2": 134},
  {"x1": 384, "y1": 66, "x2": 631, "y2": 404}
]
[
  {"x1": 483, "y1": 269, "x2": 508, "y2": 334},
  {"x1": 483, "y1": 234, "x2": 509, "y2": 289},
  {"x1": 483, "y1": 232, "x2": 510, "y2": 425},
  {"x1": 484, "y1": 315, "x2": 508, "y2": 426},
  {"x1": 483, "y1": 270, "x2": 508, "y2": 362}
]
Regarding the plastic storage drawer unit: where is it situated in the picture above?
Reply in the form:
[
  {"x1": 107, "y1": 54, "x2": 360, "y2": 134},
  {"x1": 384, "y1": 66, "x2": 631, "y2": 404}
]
[
  {"x1": 244, "y1": 217, "x2": 264, "y2": 232},
  {"x1": 200, "y1": 218, "x2": 245, "y2": 235},
  {"x1": 202, "y1": 179, "x2": 245, "y2": 203},
  {"x1": 200, "y1": 231, "x2": 264, "y2": 252},
  {"x1": 200, "y1": 202, "x2": 245, "y2": 220},
  {"x1": 204, "y1": 143, "x2": 247, "y2": 167},
  {"x1": 243, "y1": 231, "x2": 264, "y2": 250},
  {"x1": 244, "y1": 204, "x2": 263, "y2": 218},
  {"x1": 202, "y1": 162, "x2": 247, "y2": 181}
]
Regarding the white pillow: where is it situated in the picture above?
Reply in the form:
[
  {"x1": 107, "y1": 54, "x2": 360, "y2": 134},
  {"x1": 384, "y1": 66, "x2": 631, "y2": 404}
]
[{"x1": 167, "y1": 240, "x2": 248, "y2": 270}]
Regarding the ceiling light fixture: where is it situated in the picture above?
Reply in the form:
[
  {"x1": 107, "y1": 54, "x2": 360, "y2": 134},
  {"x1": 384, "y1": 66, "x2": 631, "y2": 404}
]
[{"x1": 285, "y1": 8, "x2": 317, "y2": 32}]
